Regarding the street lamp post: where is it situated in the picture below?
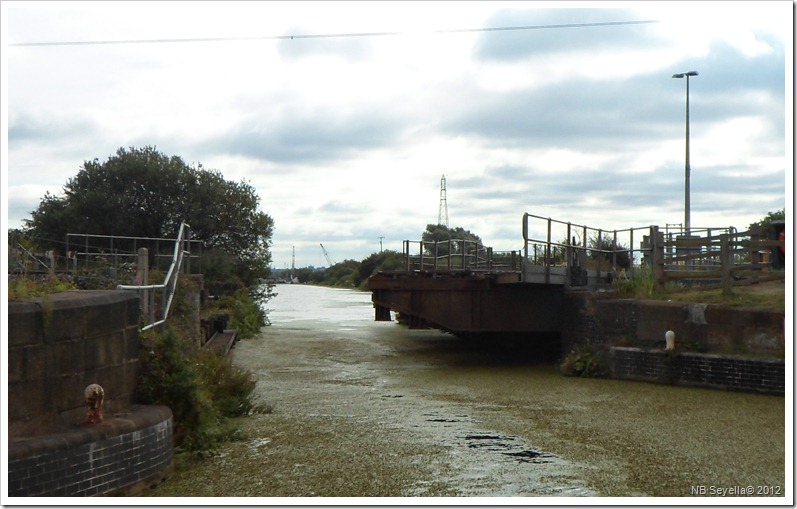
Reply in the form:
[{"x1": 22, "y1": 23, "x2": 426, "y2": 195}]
[{"x1": 672, "y1": 70, "x2": 698, "y2": 235}]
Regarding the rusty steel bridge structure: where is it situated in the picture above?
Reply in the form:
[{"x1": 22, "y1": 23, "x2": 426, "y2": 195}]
[{"x1": 368, "y1": 212, "x2": 740, "y2": 339}]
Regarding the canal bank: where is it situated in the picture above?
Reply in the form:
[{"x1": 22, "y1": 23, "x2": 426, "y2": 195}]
[{"x1": 140, "y1": 285, "x2": 787, "y2": 499}]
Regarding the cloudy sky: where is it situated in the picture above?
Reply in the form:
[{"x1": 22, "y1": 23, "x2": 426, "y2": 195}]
[{"x1": 3, "y1": 1, "x2": 792, "y2": 269}]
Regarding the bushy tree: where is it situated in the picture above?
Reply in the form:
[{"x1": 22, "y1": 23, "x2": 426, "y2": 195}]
[
  {"x1": 421, "y1": 224, "x2": 483, "y2": 257},
  {"x1": 25, "y1": 146, "x2": 274, "y2": 286},
  {"x1": 589, "y1": 235, "x2": 631, "y2": 269},
  {"x1": 355, "y1": 250, "x2": 403, "y2": 287},
  {"x1": 749, "y1": 209, "x2": 785, "y2": 232}
]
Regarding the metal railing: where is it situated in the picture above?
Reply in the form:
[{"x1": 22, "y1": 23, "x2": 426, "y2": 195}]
[
  {"x1": 117, "y1": 222, "x2": 193, "y2": 331},
  {"x1": 522, "y1": 212, "x2": 780, "y2": 290},
  {"x1": 393, "y1": 213, "x2": 782, "y2": 292},
  {"x1": 522, "y1": 212, "x2": 659, "y2": 286},
  {"x1": 66, "y1": 230, "x2": 202, "y2": 275},
  {"x1": 401, "y1": 239, "x2": 520, "y2": 272}
]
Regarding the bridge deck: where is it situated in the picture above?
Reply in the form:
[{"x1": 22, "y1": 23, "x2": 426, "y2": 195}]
[{"x1": 368, "y1": 270, "x2": 565, "y2": 335}]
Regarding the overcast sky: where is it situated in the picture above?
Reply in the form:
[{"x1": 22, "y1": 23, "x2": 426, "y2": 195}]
[{"x1": 3, "y1": 1, "x2": 792, "y2": 269}]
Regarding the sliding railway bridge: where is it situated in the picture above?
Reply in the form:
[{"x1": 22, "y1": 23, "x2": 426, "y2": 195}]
[{"x1": 368, "y1": 212, "x2": 742, "y2": 340}]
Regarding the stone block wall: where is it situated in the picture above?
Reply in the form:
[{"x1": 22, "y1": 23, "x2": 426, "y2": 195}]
[
  {"x1": 561, "y1": 291, "x2": 785, "y2": 357},
  {"x1": 7, "y1": 291, "x2": 141, "y2": 437},
  {"x1": 561, "y1": 291, "x2": 785, "y2": 394}
]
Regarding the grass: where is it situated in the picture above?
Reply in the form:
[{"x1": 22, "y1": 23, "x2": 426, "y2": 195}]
[
  {"x1": 662, "y1": 284, "x2": 785, "y2": 310},
  {"x1": 8, "y1": 274, "x2": 77, "y2": 299},
  {"x1": 615, "y1": 265, "x2": 785, "y2": 311}
]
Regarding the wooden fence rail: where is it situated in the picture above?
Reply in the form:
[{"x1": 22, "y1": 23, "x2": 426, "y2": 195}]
[{"x1": 654, "y1": 227, "x2": 785, "y2": 293}]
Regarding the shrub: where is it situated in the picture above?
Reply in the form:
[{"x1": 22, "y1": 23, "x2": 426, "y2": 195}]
[
  {"x1": 135, "y1": 328, "x2": 263, "y2": 452},
  {"x1": 135, "y1": 329, "x2": 220, "y2": 451},
  {"x1": 195, "y1": 349, "x2": 261, "y2": 418},
  {"x1": 615, "y1": 264, "x2": 655, "y2": 298},
  {"x1": 560, "y1": 346, "x2": 609, "y2": 378},
  {"x1": 204, "y1": 287, "x2": 267, "y2": 340}
]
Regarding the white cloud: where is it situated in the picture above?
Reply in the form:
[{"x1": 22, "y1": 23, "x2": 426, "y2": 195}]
[{"x1": 3, "y1": 1, "x2": 790, "y2": 269}]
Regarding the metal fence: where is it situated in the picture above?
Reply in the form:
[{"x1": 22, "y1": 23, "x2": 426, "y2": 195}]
[
  {"x1": 395, "y1": 213, "x2": 783, "y2": 292},
  {"x1": 116, "y1": 222, "x2": 194, "y2": 331},
  {"x1": 401, "y1": 239, "x2": 520, "y2": 272},
  {"x1": 521, "y1": 212, "x2": 782, "y2": 290},
  {"x1": 65, "y1": 231, "x2": 203, "y2": 276}
]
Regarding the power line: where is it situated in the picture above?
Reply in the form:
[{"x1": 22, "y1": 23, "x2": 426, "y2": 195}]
[{"x1": 10, "y1": 20, "x2": 658, "y2": 47}]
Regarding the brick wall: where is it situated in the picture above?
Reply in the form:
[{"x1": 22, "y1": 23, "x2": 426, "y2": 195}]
[
  {"x1": 7, "y1": 405, "x2": 173, "y2": 497},
  {"x1": 611, "y1": 347, "x2": 785, "y2": 394},
  {"x1": 8, "y1": 291, "x2": 141, "y2": 436}
]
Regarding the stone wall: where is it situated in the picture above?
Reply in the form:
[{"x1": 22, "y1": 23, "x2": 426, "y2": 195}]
[
  {"x1": 8, "y1": 291, "x2": 141, "y2": 436},
  {"x1": 561, "y1": 290, "x2": 785, "y2": 357},
  {"x1": 560, "y1": 290, "x2": 785, "y2": 394}
]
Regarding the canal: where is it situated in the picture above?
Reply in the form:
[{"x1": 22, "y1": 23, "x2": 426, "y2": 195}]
[{"x1": 142, "y1": 284, "x2": 786, "y2": 499}]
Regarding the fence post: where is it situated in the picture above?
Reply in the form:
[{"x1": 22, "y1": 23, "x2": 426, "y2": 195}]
[
  {"x1": 629, "y1": 228, "x2": 635, "y2": 277},
  {"x1": 137, "y1": 248, "x2": 149, "y2": 317},
  {"x1": 720, "y1": 234, "x2": 732, "y2": 295},
  {"x1": 545, "y1": 218, "x2": 552, "y2": 284},
  {"x1": 46, "y1": 250, "x2": 55, "y2": 276},
  {"x1": 651, "y1": 226, "x2": 665, "y2": 290}
]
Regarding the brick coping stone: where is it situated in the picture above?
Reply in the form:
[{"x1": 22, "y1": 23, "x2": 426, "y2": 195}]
[{"x1": 8, "y1": 405, "x2": 172, "y2": 462}]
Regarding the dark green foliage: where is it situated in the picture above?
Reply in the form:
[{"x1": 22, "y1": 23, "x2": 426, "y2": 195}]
[
  {"x1": 589, "y1": 235, "x2": 631, "y2": 270},
  {"x1": 135, "y1": 327, "x2": 262, "y2": 452},
  {"x1": 204, "y1": 287, "x2": 269, "y2": 340},
  {"x1": 135, "y1": 276, "x2": 265, "y2": 452},
  {"x1": 560, "y1": 346, "x2": 609, "y2": 378},
  {"x1": 135, "y1": 329, "x2": 220, "y2": 451},
  {"x1": 749, "y1": 208, "x2": 785, "y2": 231},
  {"x1": 297, "y1": 250, "x2": 405, "y2": 289},
  {"x1": 421, "y1": 224, "x2": 483, "y2": 257},
  {"x1": 356, "y1": 250, "x2": 403, "y2": 288},
  {"x1": 422, "y1": 224, "x2": 483, "y2": 245},
  {"x1": 24, "y1": 146, "x2": 274, "y2": 287},
  {"x1": 323, "y1": 259, "x2": 361, "y2": 287},
  {"x1": 195, "y1": 349, "x2": 259, "y2": 418}
]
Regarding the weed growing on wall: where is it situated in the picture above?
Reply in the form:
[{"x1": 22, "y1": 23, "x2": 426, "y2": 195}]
[
  {"x1": 560, "y1": 346, "x2": 609, "y2": 378},
  {"x1": 8, "y1": 274, "x2": 76, "y2": 299}
]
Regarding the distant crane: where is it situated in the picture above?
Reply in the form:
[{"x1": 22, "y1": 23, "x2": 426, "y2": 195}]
[{"x1": 320, "y1": 243, "x2": 335, "y2": 266}]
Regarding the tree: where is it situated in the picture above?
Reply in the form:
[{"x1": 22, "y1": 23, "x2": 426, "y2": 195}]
[
  {"x1": 355, "y1": 250, "x2": 403, "y2": 287},
  {"x1": 25, "y1": 146, "x2": 274, "y2": 286},
  {"x1": 421, "y1": 224, "x2": 483, "y2": 257},
  {"x1": 749, "y1": 209, "x2": 785, "y2": 232},
  {"x1": 589, "y1": 235, "x2": 631, "y2": 270}
]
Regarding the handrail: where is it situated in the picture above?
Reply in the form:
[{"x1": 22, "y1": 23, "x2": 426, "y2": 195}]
[{"x1": 117, "y1": 222, "x2": 191, "y2": 331}]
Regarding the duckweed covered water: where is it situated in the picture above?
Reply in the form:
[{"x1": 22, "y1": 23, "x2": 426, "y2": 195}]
[{"x1": 141, "y1": 284, "x2": 786, "y2": 499}]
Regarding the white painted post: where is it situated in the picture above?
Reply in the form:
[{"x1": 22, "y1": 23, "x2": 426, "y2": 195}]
[{"x1": 665, "y1": 330, "x2": 675, "y2": 350}]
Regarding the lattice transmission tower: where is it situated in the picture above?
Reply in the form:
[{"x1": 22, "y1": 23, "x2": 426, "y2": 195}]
[{"x1": 438, "y1": 174, "x2": 449, "y2": 227}]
